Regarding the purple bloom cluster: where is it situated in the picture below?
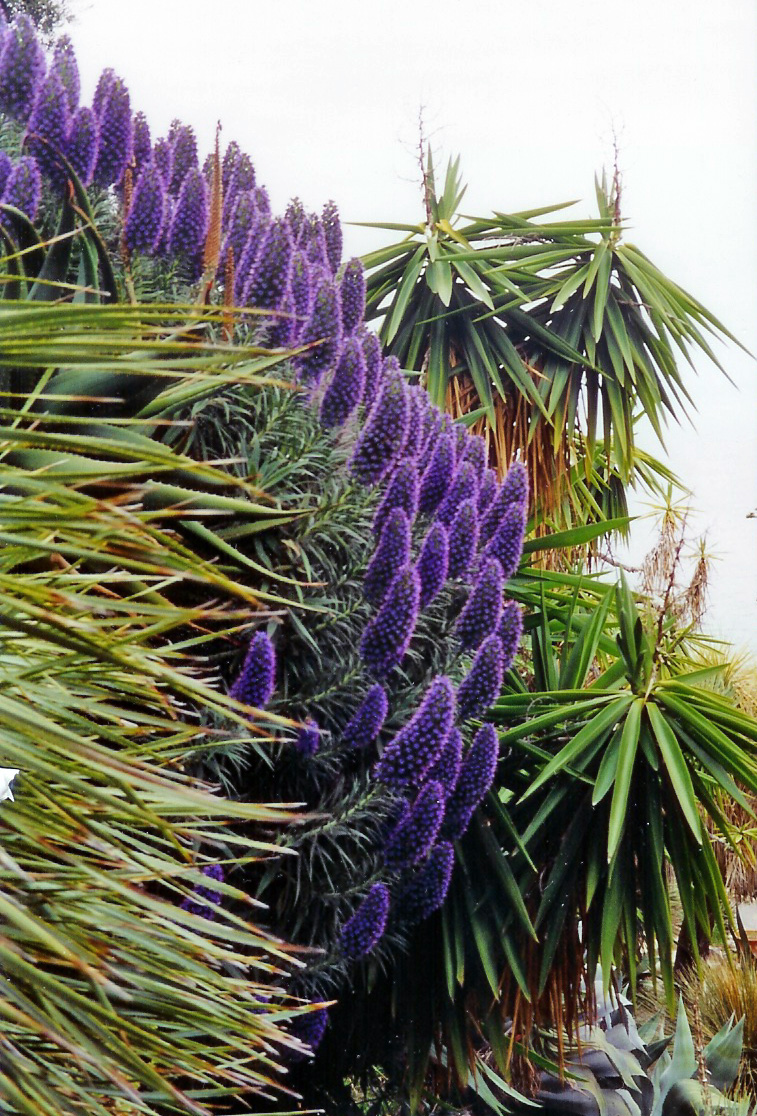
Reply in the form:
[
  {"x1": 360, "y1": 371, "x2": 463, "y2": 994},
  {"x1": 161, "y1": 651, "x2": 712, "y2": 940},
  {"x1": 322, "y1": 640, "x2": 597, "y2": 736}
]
[
  {"x1": 360, "y1": 564, "x2": 420, "y2": 677},
  {"x1": 229, "y1": 631, "x2": 276, "y2": 709},
  {"x1": 339, "y1": 257, "x2": 365, "y2": 334},
  {"x1": 372, "y1": 459, "x2": 419, "y2": 537},
  {"x1": 242, "y1": 216, "x2": 293, "y2": 310},
  {"x1": 481, "y1": 501, "x2": 527, "y2": 581},
  {"x1": 364, "y1": 508, "x2": 411, "y2": 608},
  {"x1": 342, "y1": 684, "x2": 388, "y2": 750},
  {"x1": 167, "y1": 167, "x2": 208, "y2": 260},
  {"x1": 92, "y1": 72, "x2": 132, "y2": 187},
  {"x1": 442, "y1": 724, "x2": 499, "y2": 840},
  {"x1": 132, "y1": 111, "x2": 151, "y2": 177},
  {"x1": 417, "y1": 522, "x2": 449, "y2": 609},
  {"x1": 289, "y1": 1006, "x2": 329, "y2": 1057},
  {"x1": 481, "y1": 460, "x2": 529, "y2": 544},
  {"x1": 350, "y1": 372, "x2": 410, "y2": 487},
  {"x1": 180, "y1": 863, "x2": 224, "y2": 920},
  {"x1": 297, "y1": 277, "x2": 342, "y2": 384},
  {"x1": 460, "y1": 432, "x2": 488, "y2": 480},
  {"x1": 478, "y1": 469, "x2": 498, "y2": 514},
  {"x1": 65, "y1": 105, "x2": 98, "y2": 186},
  {"x1": 320, "y1": 335, "x2": 366, "y2": 427},
  {"x1": 0, "y1": 15, "x2": 45, "y2": 123},
  {"x1": 436, "y1": 461, "x2": 479, "y2": 527},
  {"x1": 499, "y1": 600, "x2": 524, "y2": 669},
  {"x1": 447, "y1": 498, "x2": 479, "y2": 581},
  {"x1": 384, "y1": 780, "x2": 445, "y2": 869},
  {"x1": 123, "y1": 163, "x2": 165, "y2": 253},
  {"x1": 152, "y1": 135, "x2": 173, "y2": 187},
  {"x1": 455, "y1": 557, "x2": 504, "y2": 652},
  {"x1": 290, "y1": 250, "x2": 311, "y2": 321},
  {"x1": 374, "y1": 676, "x2": 455, "y2": 786},
  {"x1": 457, "y1": 635, "x2": 504, "y2": 722},
  {"x1": 0, "y1": 151, "x2": 11, "y2": 195},
  {"x1": 395, "y1": 841, "x2": 455, "y2": 926},
  {"x1": 360, "y1": 329, "x2": 382, "y2": 405},
  {"x1": 295, "y1": 718, "x2": 320, "y2": 757},
  {"x1": 50, "y1": 35, "x2": 80, "y2": 114},
  {"x1": 321, "y1": 199, "x2": 342, "y2": 274},
  {"x1": 419, "y1": 428, "x2": 456, "y2": 515},
  {"x1": 3, "y1": 155, "x2": 41, "y2": 218},
  {"x1": 339, "y1": 882, "x2": 390, "y2": 959},
  {"x1": 168, "y1": 121, "x2": 198, "y2": 194},
  {"x1": 27, "y1": 71, "x2": 69, "y2": 188},
  {"x1": 424, "y1": 727, "x2": 463, "y2": 795}
]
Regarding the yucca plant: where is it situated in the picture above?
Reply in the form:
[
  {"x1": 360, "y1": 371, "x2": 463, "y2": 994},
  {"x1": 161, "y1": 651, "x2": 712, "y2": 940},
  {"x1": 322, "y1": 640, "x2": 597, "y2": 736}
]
[{"x1": 361, "y1": 151, "x2": 738, "y2": 533}]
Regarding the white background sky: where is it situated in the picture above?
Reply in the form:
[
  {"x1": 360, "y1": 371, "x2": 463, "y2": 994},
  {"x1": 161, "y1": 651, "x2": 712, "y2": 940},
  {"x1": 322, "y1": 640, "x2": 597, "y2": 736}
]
[{"x1": 68, "y1": 0, "x2": 757, "y2": 653}]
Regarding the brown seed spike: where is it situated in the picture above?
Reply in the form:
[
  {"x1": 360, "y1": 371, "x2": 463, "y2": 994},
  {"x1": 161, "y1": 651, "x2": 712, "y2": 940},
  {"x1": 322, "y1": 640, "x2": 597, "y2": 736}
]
[
  {"x1": 202, "y1": 121, "x2": 223, "y2": 276},
  {"x1": 222, "y1": 245, "x2": 235, "y2": 342}
]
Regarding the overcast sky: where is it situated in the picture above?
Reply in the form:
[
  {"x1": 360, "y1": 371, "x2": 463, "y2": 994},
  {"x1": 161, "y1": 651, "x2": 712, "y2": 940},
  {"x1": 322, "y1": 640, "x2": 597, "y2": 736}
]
[{"x1": 68, "y1": 0, "x2": 757, "y2": 653}]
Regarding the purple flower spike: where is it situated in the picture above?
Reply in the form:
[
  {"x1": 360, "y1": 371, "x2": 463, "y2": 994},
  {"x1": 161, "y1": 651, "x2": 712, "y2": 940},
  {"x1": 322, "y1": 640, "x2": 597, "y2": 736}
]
[
  {"x1": 343, "y1": 684, "x2": 388, "y2": 750},
  {"x1": 229, "y1": 631, "x2": 276, "y2": 709},
  {"x1": 447, "y1": 498, "x2": 479, "y2": 581},
  {"x1": 425, "y1": 727, "x2": 463, "y2": 795},
  {"x1": 285, "y1": 196, "x2": 307, "y2": 245},
  {"x1": 360, "y1": 564, "x2": 420, "y2": 677},
  {"x1": 92, "y1": 67, "x2": 116, "y2": 119},
  {"x1": 26, "y1": 72, "x2": 70, "y2": 189},
  {"x1": 364, "y1": 508, "x2": 411, "y2": 608},
  {"x1": 482, "y1": 501, "x2": 527, "y2": 582},
  {"x1": 290, "y1": 250, "x2": 311, "y2": 323},
  {"x1": 221, "y1": 141, "x2": 243, "y2": 193},
  {"x1": 478, "y1": 469, "x2": 498, "y2": 515},
  {"x1": 460, "y1": 432, "x2": 488, "y2": 480},
  {"x1": 221, "y1": 189, "x2": 256, "y2": 274},
  {"x1": 400, "y1": 389, "x2": 425, "y2": 461},
  {"x1": 339, "y1": 882, "x2": 390, "y2": 959},
  {"x1": 168, "y1": 122, "x2": 198, "y2": 194},
  {"x1": 296, "y1": 718, "x2": 320, "y2": 757},
  {"x1": 3, "y1": 156, "x2": 41, "y2": 218},
  {"x1": 152, "y1": 136, "x2": 173, "y2": 188},
  {"x1": 372, "y1": 459, "x2": 419, "y2": 537},
  {"x1": 66, "y1": 106, "x2": 98, "y2": 186},
  {"x1": 442, "y1": 724, "x2": 499, "y2": 840},
  {"x1": 180, "y1": 863, "x2": 224, "y2": 920},
  {"x1": 242, "y1": 217, "x2": 293, "y2": 311},
  {"x1": 359, "y1": 329, "x2": 383, "y2": 406},
  {"x1": 436, "y1": 460, "x2": 480, "y2": 528},
  {"x1": 50, "y1": 35, "x2": 80, "y2": 114},
  {"x1": 481, "y1": 460, "x2": 529, "y2": 544},
  {"x1": 396, "y1": 841, "x2": 455, "y2": 926},
  {"x1": 132, "y1": 111, "x2": 151, "y2": 177},
  {"x1": 322, "y1": 199, "x2": 342, "y2": 273},
  {"x1": 350, "y1": 372, "x2": 411, "y2": 487},
  {"x1": 419, "y1": 428, "x2": 456, "y2": 515},
  {"x1": 499, "y1": 600, "x2": 523, "y2": 670},
  {"x1": 339, "y1": 258, "x2": 365, "y2": 335},
  {"x1": 303, "y1": 213, "x2": 329, "y2": 269},
  {"x1": 267, "y1": 294, "x2": 298, "y2": 349},
  {"x1": 374, "y1": 676, "x2": 455, "y2": 786},
  {"x1": 321, "y1": 334, "x2": 366, "y2": 428},
  {"x1": 0, "y1": 15, "x2": 45, "y2": 124},
  {"x1": 453, "y1": 422, "x2": 469, "y2": 463},
  {"x1": 289, "y1": 1007, "x2": 329, "y2": 1057},
  {"x1": 297, "y1": 277, "x2": 343, "y2": 384},
  {"x1": 93, "y1": 73, "x2": 132, "y2": 187},
  {"x1": 124, "y1": 163, "x2": 165, "y2": 254},
  {"x1": 223, "y1": 149, "x2": 254, "y2": 217},
  {"x1": 0, "y1": 152, "x2": 11, "y2": 197},
  {"x1": 254, "y1": 185, "x2": 271, "y2": 215},
  {"x1": 234, "y1": 210, "x2": 269, "y2": 301},
  {"x1": 384, "y1": 781, "x2": 446, "y2": 870},
  {"x1": 167, "y1": 167, "x2": 208, "y2": 260},
  {"x1": 417, "y1": 522, "x2": 449, "y2": 609},
  {"x1": 457, "y1": 635, "x2": 504, "y2": 722},
  {"x1": 455, "y1": 557, "x2": 504, "y2": 652}
]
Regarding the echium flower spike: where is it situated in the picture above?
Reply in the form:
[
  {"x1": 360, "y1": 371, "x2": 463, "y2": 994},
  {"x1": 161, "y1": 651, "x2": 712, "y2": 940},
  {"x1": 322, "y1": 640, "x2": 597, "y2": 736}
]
[
  {"x1": 457, "y1": 635, "x2": 504, "y2": 723},
  {"x1": 254, "y1": 185, "x2": 271, "y2": 214},
  {"x1": 499, "y1": 600, "x2": 523, "y2": 671},
  {"x1": 364, "y1": 508, "x2": 411, "y2": 608},
  {"x1": 372, "y1": 459, "x2": 419, "y2": 537},
  {"x1": 50, "y1": 34, "x2": 80, "y2": 114},
  {"x1": 481, "y1": 460, "x2": 529, "y2": 544},
  {"x1": 455, "y1": 557, "x2": 504, "y2": 652},
  {"x1": 0, "y1": 15, "x2": 45, "y2": 123},
  {"x1": 296, "y1": 277, "x2": 343, "y2": 384},
  {"x1": 167, "y1": 167, "x2": 208, "y2": 260},
  {"x1": 290, "y1": 250, "x2": 311, "y2": 323},
  {"x1": 447, "y1": 498, "x2": 479, "y2": 581},
  {"x1": 234, "y1": 211, "x2": 269, "y2": 302},
  {"x1": 442, "y1": 723, "x2": 499, "y2": 841},
  {"x1": 284, "y1": 196, "x2": 306, "y2": 244},
  {"x1": 229, "y1": 631, "x2": 276, "y2": 709},
  {"x1": 320, "y1": 335, "x2": 366, "y2": 427},
  {"x1": 93, "y1": 73, "x2": 132, "y2": 187},
  {"x1": 342, "y1": 684, "x2": 388, "y2": 750},
  {"x1": 92, "y1": 67, "x2": 115, "y2": 118},
  {"x1": 384, "y1": 780, "x2": 446, "y2": 870},
  {"x1": 242, "y1": 217, "x2": 293, "y2": 311},
  {"x1": 295, "y1": 718, "x2": 320, "y2": 757},
  {"x1": 322, "y1": 199, "x2": 342, "y2": 273},
  {"x1": 66, "y1": 106, "x2": 98, "y2": 186},
  {"x1": 289, "y1": 1007, "x2": 328, "y2": 1057},
  {"x1": 350, "y1": 371, "x2": 410, "y2": 487},
  {"x1": 223, "y1": 149, "x2": 254, "y2": 218},
  {"x1": 436, "y1": 461, "x2": 480, "y2": 528},
  {"x1": 482, "y1": 501, "x2": 527, "y2": 582},
  {"x1": 339, "y1": 882, "x2": 390, "y2": 959},
  {"x1": 221, "y1": 140, "x2": 243, "y2": 193},
  {"x1": 417, "y1": 522, "x2": 449, "y2": 609},
  {"x1": 168, "y1": 122, "x2": 198, "y2": 194},
  {"x1": 460, "y1": 432, "x2": 487, "y2": 481},
  {"x1": 360, "y1": 564, "x2": 420, "y2": 677},
  {"x1": 267, "y1": 293, "x2": 298, "y2": 349},
  {"x1": 374, "y1": 676, "x2": 455, "y2": 786},
  {"x1": 180, "y1": 864, "x2": 224, "y2": 920},
  {"x1": 303, "y1": 214, "x2": 329, "y2": 269},
  {"x1": 360, "y1": 328, "x2": 382, "y2": 406},
  {"x1": 152, "y1": 136, "x2": 173, "y2": 187},
  {"x1": 26, "y1": 71, "x2": 70, "y2": 189},
  {"x1": 478, "y1": 469, "x2": 498, "y2": 515},
  {"x1": 0, "y1": 152, "x2": 11, "y2": 197},
  {"x1": 397, "y1": 841, "x2": 455, "y2": 926},
  {"x1": 123, "y1": 163, "x2": 165, "y2": 254},
  {"x1": 339, "y1": 257, "x2": 365, "y2": 334},
  {"x1": 3, "y1": 156, "x2": 41, "y2": 218},
  {"x1": 132, "y1": 112, "x2": 151, "y2": 177},
  {"x1": 419, "y1": 428, "x2": 456, "y2": 515},
  {"x1": 425, "y1": 727, "x2": 463, "y2": 795},
  {"x1": 222, "y1": 190, "x2": 257, "y2": 274}
]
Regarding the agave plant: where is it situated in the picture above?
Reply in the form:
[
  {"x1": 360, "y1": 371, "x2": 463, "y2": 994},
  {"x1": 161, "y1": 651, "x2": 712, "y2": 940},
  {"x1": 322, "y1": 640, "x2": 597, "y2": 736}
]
[{"x1": 360, "y1": 151, "x2": 738, "y2": 532}]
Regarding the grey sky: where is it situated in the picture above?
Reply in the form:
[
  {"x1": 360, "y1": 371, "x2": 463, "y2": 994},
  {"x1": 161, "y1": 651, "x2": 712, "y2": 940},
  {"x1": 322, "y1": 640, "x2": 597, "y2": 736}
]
[{"x1": 70, "y1": 0, "x2": 757, "y2": 651}]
